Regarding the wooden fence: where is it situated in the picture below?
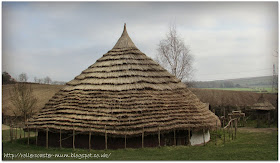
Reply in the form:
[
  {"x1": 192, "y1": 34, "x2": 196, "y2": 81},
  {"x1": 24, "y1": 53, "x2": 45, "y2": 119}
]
[{"x1": 7, "y1": 119, "x2": 238, "y2": 149}]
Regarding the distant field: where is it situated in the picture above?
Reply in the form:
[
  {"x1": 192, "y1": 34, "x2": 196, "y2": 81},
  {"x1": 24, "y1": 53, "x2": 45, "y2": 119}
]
[
  {"x1": 204, "y1": 87, "x2": 277, "y2": 93},
  {"x1": 190, "y1": 88, "x2": 277, "y2": 107},
  {"x1": 2, "y1": 127, "x2": 278, "y2": 160},
  {"x1": 192, "y1": 76, "x2": 277, "y2": 90},
  {"x1": 2, "y1": 84, "x2": 63, "y2": 116}
]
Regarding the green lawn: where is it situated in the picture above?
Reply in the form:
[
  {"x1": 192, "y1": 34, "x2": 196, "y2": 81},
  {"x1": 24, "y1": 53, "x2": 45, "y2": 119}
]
[
  {"x1": 2, "y1": 128, "x2": 278, "y2": 160},
  {"x1": 245, "y1": 119, "x2": 278, "y2": 128},
  {"x1": 2, "y1": 127, "x2": 36, "y2": 142}
]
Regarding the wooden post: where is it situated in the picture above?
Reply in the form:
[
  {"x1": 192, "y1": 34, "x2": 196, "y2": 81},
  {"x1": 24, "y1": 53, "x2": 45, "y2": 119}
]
[
  {"x1": 158, "y1": 127, "x2": 160, "y2": 147},
  {"x1": 19, "y1": 127, "x2": 22, "y2": 139},
  {"x1": 231, "y1": 120, "x2": 235, "y2": 140},
  {"x1": 223, "y1": 127, "x2": 225, "y2": 144},
  {"x1": 15, "y1": 126, "x2": 17, "y2": 140},
  {"x1": 203, "y1": 126, "x2": 206, "y2": 146},
  {"x1": 244, "y1": 116, "x2": 245, "y2": 127},
  {"x1": 89, "y1": 130, "x2": 91, "y2": 150},
  {"x1": 236, "y1": 117, "x2": 239, "y2": 127},
  {"x1": 60, "y1": 126, "x2": 62, "y2": 149},
  {"x1": 173, "y1": 129, "x2": 176, "y2": 146},
  {"x1": 224, "y1": 107, "x2": 226, "y2": 118},
  {"x1": 142, "y1": 127, "x2": 144, "y2": 148},
  {"x1": 235, "y1": 119, "x2": 237, "y2": 139},
  {"x1": 24, "y1": 127, "x2": 25, "y2": 138},
  {"x1": 257, "y1": 113, "x2": 260, "y2": 128},
  {"x1": 230, "y1": 121, "x2": 232, "y2": 140},
  {"x1": 124, "y1": 128, "x2": 127, "y2": 149},
  {"x1": 14, "y1": 126, "x2": 16, "y2": 140},
  {"x1": 228, "y1": 124, "x2": 230, "y2": 140},
  {"x1": 27, "y1": 125, "x2": 30, "y2": 145},
  {"x1": 36, "y1": 128, "x2": 38, "y2": 146},
  {"x1": 231, "y1": 121, "x2": 234, "y2": 140},
  {"x1": 12, "y1": 125, "x2": 14, "y2": 141},
  {"x1": 105, "y1": 125, "x2": 107, "y2": 150},
  {"x1": 241, "y1": 116, "x2": 243, "y2": 127},
  {"x1": 10, "y1": 125, "x2": 13, "y2": 142},
  {"x1": 188, "y1": 127, "x2": 191, "y2": 146},
  {"x1": 73, "y1": 127, "x2": 75, "y2": 150},
  {"x1": 215, "y1": 120, "x2": 218, "y2": 145},
  {"x1": 46, "y1": 127, "x2": 49, "y2": 149},
  {"x1": 268, "y1": 112, "x2": 271, "y2": 127}
]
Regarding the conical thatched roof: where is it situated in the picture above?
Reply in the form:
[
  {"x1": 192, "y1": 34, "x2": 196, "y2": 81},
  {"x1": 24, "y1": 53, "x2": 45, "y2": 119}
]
[
  {"x1": 27, "y1": 24, "x2": 220, "y2": 136},
  {"x1": 251, "y1": 94, "x2": 275, "y2": 111}
]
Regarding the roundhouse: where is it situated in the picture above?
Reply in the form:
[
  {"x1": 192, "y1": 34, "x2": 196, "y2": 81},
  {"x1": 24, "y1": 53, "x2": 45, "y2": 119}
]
[{"x1": 26, "y1": 24, "x2": 221, "y2": 149}]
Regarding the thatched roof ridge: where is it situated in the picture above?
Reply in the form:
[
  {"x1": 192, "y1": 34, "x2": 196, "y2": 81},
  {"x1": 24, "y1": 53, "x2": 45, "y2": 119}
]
[
  {"x1": 251, "y1": 94, "x2": 275, "y2": 111},
  {"x1": 27, "y1": 24, "x2": 220, "y2": 136},
  {"x1": 113, "y1": 23, "x2": 137, "y2": 49}
]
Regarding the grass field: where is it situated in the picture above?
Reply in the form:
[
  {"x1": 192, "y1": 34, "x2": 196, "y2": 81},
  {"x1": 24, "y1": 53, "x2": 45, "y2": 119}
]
[
  {"x1": 2, "y1": 127, "x2": 36, "y2": 142},
  {"x1": 204, "y1": 87, "x2": 277, "y2": 93},
  {"x1": 2, "y1": 127, "x2": 278, "y2": 160}
]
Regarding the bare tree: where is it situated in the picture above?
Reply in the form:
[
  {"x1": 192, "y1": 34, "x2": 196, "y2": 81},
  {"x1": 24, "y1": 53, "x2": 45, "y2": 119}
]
[
  {"x1": 10, "y1": 79, "x2": 37, "y2": 123},
  {"x1": 18, "y1": 73, "x2": 28, "y2": 82},
  {"x1": 34, "y1": 77, "x2": 38, "y2": 83},
  {"x1": 156, "y1": 24, "x2": 194, "y2": 81},
  {"x1": 44, "y1": 76, "x2": 52, "y2": 84},
  {"x1": 37, "y1": 78, "x2": 43, "y2": 84}
]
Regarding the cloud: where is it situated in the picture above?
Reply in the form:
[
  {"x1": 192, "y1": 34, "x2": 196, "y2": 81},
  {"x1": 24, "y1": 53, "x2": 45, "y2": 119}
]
[{"x1": 2, "y1": 2, "x2": 278, "y2": 82}]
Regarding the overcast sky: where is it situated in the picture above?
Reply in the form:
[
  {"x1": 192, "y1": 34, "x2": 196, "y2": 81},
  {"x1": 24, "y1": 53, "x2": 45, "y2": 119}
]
[{"x1": 2, "y1": 2, "x2": 278, "y2": 82}]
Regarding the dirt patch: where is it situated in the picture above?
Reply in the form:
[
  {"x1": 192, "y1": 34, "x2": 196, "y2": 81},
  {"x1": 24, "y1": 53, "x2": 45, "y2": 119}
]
[{"x1": 238, "y1": 127, "x2": 278, "y2": 134}]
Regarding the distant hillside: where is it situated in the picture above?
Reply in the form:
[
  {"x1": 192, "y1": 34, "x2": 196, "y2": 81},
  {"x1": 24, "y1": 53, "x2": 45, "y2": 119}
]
[
  {"x1": 2, "y1": 83, "x2": 64, "y2": 116},
  {"x1": 190, "y1": 76, "x2": 276, "y2": 88},
  {"x1": 228, "y1": 76, "x2": 276, "y2": 88}
]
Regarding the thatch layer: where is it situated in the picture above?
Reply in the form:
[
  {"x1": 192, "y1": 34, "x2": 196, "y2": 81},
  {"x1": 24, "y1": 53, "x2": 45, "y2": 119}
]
[
  {"x1": 64, "y1": 47, "x2": 186, "y2": 91},
  {"x1": 27, "y1": 24, "x2": 221, "y2": 136},
  {"x1": 27, "y1": 89, "x2": 219, "y2": 136}
]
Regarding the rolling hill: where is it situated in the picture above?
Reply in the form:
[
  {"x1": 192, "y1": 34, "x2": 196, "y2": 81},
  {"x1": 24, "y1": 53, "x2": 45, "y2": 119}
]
[
  {"x1": 191, "y1": 76, "x2": 277, "y2": 89},
  {"x1": 2, "y1": 84, "x2": 63, "y2": 116}
]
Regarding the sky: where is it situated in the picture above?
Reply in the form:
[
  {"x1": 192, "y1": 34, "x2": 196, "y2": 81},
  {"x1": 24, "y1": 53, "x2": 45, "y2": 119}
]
[{"x1": 2, "y1": 2, "x2": 279, "y2": 82}]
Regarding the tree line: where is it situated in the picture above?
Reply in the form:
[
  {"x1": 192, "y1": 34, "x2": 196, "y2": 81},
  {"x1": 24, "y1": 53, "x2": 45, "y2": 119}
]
[{"x1": 2, "y1": 72, "x2": 65, "y2": 85}]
